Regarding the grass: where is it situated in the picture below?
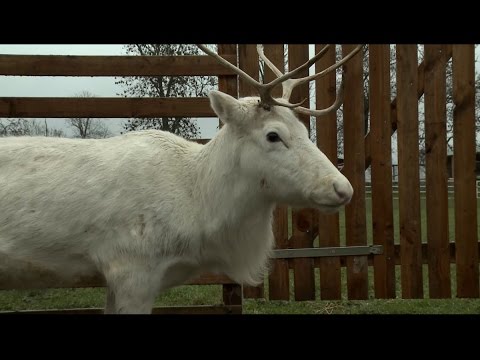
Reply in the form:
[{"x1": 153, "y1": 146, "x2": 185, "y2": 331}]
[
  {"x1": 2, "y1": 283, "x2": 480, "y2": 314},
  {"x1": 1, "y1": 197, "x2": 479, "y2": 314}
]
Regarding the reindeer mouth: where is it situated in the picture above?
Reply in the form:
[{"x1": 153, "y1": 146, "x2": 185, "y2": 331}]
[{"x1": 310, "y1": 191, "x2": 350, "y2": 213}]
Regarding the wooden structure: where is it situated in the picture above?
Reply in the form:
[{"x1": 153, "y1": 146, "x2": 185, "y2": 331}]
[{"x1": 0, "y1": 44, "x2": 479, "y2": 314}]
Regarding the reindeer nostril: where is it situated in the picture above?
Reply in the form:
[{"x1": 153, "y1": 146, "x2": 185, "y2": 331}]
[{"x1": 333, "y1": 180, "x2": 353, "y2": 203}]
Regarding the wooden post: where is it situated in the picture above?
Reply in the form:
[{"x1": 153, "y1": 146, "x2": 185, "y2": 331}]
[
  {"x1": 424, "y1": 44, "x2": 451, "y2": 298},
  {"x1": 343, "y1": 44, "x2": 368, "y2": 300},
  {"x1": 369, "y1": 44, "x2": 396, "y2": 299},
  {"x1": 288, "y1": 44, "x2": 315, "y2": 301},
  {"x1": 265, "y1": 44, "x2": 291, "y2": 301},
  {"x1": 316, "y1": 44, "x2": 342, "y2": 300},
  {"x1": 396, "y1": 45, "x2": 423, "y2": 299},
  {"x1": 452, "y1": 44, "x2": 479, "y2": 298}
]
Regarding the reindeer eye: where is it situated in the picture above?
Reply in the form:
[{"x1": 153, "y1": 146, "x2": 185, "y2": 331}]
[{"x1": 266, "y1": 132, "x2": 281, "y2": 143}]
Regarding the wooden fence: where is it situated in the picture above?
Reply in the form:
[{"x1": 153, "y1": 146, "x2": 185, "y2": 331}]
[
  {"x1": 0, "y1": 44, "x2": 479, "y2": 312},
  {"x1": 245, "y1": 44, "x2": 480, "y2": 301}
]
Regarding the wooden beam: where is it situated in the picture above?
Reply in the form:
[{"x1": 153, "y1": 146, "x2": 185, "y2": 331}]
[
  {"x1": 452, "y1": 44, "x2": 480, "y2": 298},
  {"x1": 0, "y1": 97, "x2": 215, "y2": 118},
  {"x1": 369, "y1": 45, "x2": 395, "y2": 299},
  {"x1": 396, "y1": 45, "x2": 423, "y2": 299},
  {"x1": 424, "y1": 45, "x2": 452, "y2": 298},
  {"x1": 0, "y1": 55, "x2": 236, "y2": 76}
]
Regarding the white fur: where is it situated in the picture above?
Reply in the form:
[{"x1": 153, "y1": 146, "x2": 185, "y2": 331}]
[{"x1": 0, "y1": 90, "x2": 353, "y2": 313}]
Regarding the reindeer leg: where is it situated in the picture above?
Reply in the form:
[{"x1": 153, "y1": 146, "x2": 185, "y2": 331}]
[{"x1": 104, "y1": 286, "x2": 116, "y2": 314}]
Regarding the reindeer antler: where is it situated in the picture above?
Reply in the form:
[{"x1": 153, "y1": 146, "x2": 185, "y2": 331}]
[{"x1": 197, "y1": 44, "x2": 364, "y2": 116}]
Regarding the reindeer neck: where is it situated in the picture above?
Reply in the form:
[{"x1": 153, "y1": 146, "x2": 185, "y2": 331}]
[{"x1": 193, "y1": 126, "x2": 273, "y2": 230}]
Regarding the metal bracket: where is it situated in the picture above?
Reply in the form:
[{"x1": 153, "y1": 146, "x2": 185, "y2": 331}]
[{"x1": 272, "y1": 245, "x2": 383, "y2": 259}]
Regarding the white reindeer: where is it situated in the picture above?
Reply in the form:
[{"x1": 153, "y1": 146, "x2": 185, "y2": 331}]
[{"x1": 0, "y1": 44, "x2": 361, "y2": 314}]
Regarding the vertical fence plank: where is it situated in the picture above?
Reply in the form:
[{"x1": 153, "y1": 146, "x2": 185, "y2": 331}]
[
  {"x1": 343, "y1": 44, "x2": 368, "y2": 300},
  {"x1": 424, "y1": 44, "x2": 452, "y2": 298},
  {"x1": 264, "y1": 44, "x2": 291, "y2": 301},
  {"x1": 237, "y1": 44, "x2": 264, "y2": 299},
  {"x1": 238, "y1": 44, "x2": 260, "y2": 97},
  {"x1": 316, "y1": 44, "x2": 341, "y2": 300},
  {"x1": 452, "y1": 44, "x2": 480, "y2": 298},
  {"x1": 218, "y1": 44, "x2": 243, "y2": 305},
  {"x1": 218, "y1": 44, "x2": 238, "y2": 97},
  {"x1": 218, "y1": 44, "x2": 238, "y2": 131},
  {"x1": 396, "y1": 45, "x2": 423, "y2": 299},
  {"x1": 288, "y1": 44, "x2": 316, "y2": 301},
  {"x1": 369, "y1": 45, "x2": 396, "y2": 299}
]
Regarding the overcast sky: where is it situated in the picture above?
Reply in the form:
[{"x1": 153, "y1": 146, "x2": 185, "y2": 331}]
[{"x1": 0, "y1": 44, "x2": 219, "y2": 138}]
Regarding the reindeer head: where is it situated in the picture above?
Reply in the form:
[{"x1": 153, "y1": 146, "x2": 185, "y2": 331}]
[{"x1": 199, "y1": 44, "x2": 363, "y2": 213}]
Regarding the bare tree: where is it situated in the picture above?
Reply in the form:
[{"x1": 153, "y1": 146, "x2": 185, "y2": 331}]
[
  {"x1": 65, "y1": 91, "x2": 112, "y2": 139},
  {"x1": 0, "y1": 118, "x2": 65, "y2": 137},
  {"x1": 116, "y1": 44, "x2": 217, "y2": 139}
]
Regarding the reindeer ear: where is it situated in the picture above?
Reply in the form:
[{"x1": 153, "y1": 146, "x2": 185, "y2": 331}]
[{"x1": 208, "y1": 90, "x2": 241, "y2": 125}]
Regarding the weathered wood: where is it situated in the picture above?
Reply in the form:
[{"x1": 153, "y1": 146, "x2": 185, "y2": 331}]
[
  {"x1": 288, "y1": 44, "x2": 316, "y2": 301},
  {"x1": 238, "y1": 44, "x2": 260, "y2": 97},
  {"x1": 218, "y1": 44, "x2": 238, "y2": 128},
  {"x1": 342, "y1": 44, "x2": 368, "y2": 300},
  {"x1": 369, "y1": 45, "x2": 395, "y2": 299},
  {"x1": 0, "y1": 97, "x2": 215, "y2": 118},
  {"x1": 452, "y1": 44, "x2": 480, "y2": 298},
  {"x1": 217, "y1": 46, "x2": 241, "y2": 306},
  {"x1": 290, "y1": 242, "x2": 480, "y2": 269},
  {"x1": 264, "y1": 45, "x2": 290, "y2": 301},
  {"x1": 364, "y1": 45, "x2": 453, "y2": 169},
  {"x1": 309, "y1": 241, "x2": 480, "y2": 270},
  {"x1": 424, "y1": 45, "x2": 452, "y2": 298},
  {"x1": 0, "y1": 54, "x2": 237, "y2": 76},
  {"x1": 316, "y1": 44, "x2": 341, "y2": 300},
  {"x1": 310, "y1": 242, "x2": 480, "y2": 268},
  {"x1": 237, "y1": 44, "x2": 264, "y2": 299},
  {"x1": 396, "y1": 45, "x2": 423, "y2": 299}
]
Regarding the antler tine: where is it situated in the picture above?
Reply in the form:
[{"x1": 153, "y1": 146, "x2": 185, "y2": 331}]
[
  {"x1": 199, "y1": 44, "x2": 285, "y2": 108},
  {"x1": 256, "y1": 45, "x2": 307, "y2": 108},
  {"x1": 265, "y1": 44, "x2": 332, "y2": 93},
  {"x1": 197, "y1": 44, "x2": 264, "y2": 93},
  {"x1": 294, "y1": 75, "x2": 346, "y2": 117},
  {"x1": 287, "y1": 45, "x2": 364, "y2": 117},
  {"x1": 198, "y1": 44, "x2": 364, "y2": 114},
  {"x1": 284, "y1": 44, "x2": 364, "y2": 97},
  {"x1": 257, "y1": 44, "x2": 284, "y2": 78},
  {"x1": 256, "y1": 44, "x2": 330, "y2": 108}
]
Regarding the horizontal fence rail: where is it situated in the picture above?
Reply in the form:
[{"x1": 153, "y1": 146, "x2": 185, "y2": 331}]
[
  {"x1": 0, "y1": 97, "x2": 216, "y2": 118},
  {"x1": 273, "y1": 246, "x2": 383, "y2": 259},
  {"x1": 0, "y1": 54, "x2": 237, "y2": 76}
]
